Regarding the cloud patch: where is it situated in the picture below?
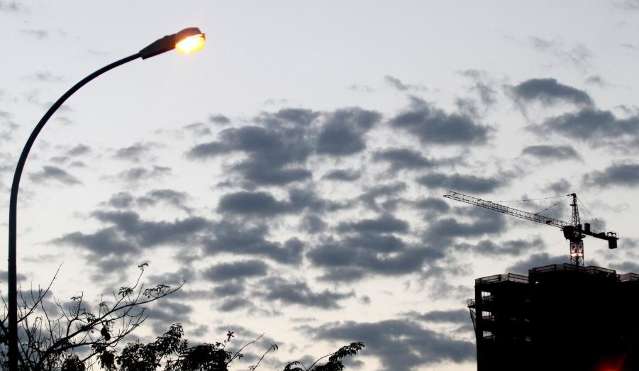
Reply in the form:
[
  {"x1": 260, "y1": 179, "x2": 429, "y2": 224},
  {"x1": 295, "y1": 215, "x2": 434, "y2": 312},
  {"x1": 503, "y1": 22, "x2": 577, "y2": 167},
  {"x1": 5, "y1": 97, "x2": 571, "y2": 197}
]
[
  {"x1": 390, "y1": 97, "x2": 492, "y2": 146},
  {"x1": 203, "y1": 222, "x2": 303, "y2": 265},
  {"x1": 316, "y1": 107, "x2": 381, "y2": 156},
  {"x1": 258, "y1": 276, "x2": 353, "y2": 309},
  {"x1": 455, "y1": 236, "x2": 545, "y2": 257},
  {"x1": 536, "y1": 108, "x2": 639, "y2": 150},
  {"x1": 583, "y1": 162, "x2": 639, "y2": 188},
  {"x1": 507, "y1": 253, "x2": 568, "y2": 274},
  {"x1": 308, "y1": 319, "x2": 474, "y2": 371},
  {"x1": 373, "y1": 148, "x2": 434, "y2": 172},
  {"x1": 521, "y1": 144, "x2": 581, "y2": 161},
  {"x1": 203, "y1": 260, "x2": 268, "y2": 282},
  {"x1": 30, "y1": 165, "x2": 81, "y2": 185},
  {"x1": 384, "y1": 75, "x2": 426, "y2": 92},
  {"x1": 418, "y1": 172, "x2": 505, "y2": 194},
  {"x1": 510, "y1": 78, "x2": 593, "y2": 107},
  {"x1": 424, "y1": 208, "x2": 507, "y2": 244}
]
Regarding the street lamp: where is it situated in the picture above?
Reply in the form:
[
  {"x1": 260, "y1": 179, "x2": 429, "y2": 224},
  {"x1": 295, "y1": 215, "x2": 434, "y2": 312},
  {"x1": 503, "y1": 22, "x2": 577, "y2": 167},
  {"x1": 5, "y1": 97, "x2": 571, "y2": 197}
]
[{"x1": 7, "y1": 27, "x2": 205, "y2": 370}]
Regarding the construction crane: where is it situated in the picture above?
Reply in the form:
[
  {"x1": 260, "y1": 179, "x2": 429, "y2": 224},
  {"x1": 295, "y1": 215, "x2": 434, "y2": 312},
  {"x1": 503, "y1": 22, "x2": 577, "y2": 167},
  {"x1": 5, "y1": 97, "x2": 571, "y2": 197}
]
[{"x1": 443, "y1": 191, "x2": 618, "y2": 266}]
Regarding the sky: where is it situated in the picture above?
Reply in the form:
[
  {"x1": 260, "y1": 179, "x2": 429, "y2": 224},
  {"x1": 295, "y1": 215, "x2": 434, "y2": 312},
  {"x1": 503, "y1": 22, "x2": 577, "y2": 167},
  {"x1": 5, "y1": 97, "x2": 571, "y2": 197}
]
[{"x1": 2, "y1": 1, "x2": 639, "y2": 370}]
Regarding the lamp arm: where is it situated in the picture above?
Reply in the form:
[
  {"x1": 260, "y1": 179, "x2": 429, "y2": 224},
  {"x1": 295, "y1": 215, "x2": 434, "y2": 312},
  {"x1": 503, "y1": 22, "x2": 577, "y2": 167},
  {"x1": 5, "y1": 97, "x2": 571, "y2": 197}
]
[{"x1": 7, "y1": 52, "x2": 141, "y2": 370}]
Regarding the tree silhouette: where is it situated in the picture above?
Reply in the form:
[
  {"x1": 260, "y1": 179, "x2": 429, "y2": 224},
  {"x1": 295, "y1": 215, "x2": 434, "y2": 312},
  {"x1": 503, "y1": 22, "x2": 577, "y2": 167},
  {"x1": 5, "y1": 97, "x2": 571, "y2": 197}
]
[{"x1": 0, "y1": 265, "x2": 364, "y2": 370}]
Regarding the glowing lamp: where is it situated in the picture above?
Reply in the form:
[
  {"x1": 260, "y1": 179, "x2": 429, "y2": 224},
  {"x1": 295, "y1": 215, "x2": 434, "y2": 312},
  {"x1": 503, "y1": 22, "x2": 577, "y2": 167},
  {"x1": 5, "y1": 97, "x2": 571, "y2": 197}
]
[
  {"x1": 139, "y1": 27, "x2": 206, "y2": 59},
  {"x1": 175, "y1": 30, "x2": 206, "y2": 54}
]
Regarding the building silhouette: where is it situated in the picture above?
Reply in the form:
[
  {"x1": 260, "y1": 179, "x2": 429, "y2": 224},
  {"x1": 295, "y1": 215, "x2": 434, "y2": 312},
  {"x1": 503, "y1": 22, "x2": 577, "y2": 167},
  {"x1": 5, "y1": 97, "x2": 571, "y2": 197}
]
[{"x1": 469, "y1": 263, "x2": 639, "y2": 371}]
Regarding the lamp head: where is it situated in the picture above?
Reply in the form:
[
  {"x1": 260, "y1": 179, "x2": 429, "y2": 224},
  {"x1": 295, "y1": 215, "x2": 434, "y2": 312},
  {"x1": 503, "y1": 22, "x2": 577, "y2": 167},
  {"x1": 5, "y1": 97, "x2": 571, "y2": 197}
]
[
  {"x1": 175, "y1": 28, "x2": 206, "y2": 54},
  {"x1": 139, "y1": 27, "x2": 206, "y2": 59}
]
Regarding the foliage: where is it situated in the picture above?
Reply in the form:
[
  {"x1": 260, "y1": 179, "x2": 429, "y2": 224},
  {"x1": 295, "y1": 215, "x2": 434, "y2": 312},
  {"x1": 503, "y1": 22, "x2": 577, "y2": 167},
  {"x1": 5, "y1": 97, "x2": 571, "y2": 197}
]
[
  {"x1": 0, "y1": 265, "x2": 180, "y2": 370},
  {"x1": 282, "y1": 342, "x2": 365, "y2": 371},
  {"x1": 0, "y1": 266, "x2": 365, "y2": 370}
]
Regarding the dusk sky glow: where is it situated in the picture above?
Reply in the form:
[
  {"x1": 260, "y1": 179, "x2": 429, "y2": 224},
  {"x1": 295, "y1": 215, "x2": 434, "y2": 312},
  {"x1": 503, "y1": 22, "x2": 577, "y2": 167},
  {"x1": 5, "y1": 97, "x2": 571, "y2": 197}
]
[{"x1": 2, "y1": 1, "x2": 639, "y2": 370}]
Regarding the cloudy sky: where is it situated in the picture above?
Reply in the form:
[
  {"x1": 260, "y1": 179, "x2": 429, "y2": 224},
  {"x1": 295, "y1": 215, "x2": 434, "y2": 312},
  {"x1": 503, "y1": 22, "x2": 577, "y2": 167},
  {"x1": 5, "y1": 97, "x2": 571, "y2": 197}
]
[{"x1": 2, "y1": 1, "x2": 639, "y2": 370}]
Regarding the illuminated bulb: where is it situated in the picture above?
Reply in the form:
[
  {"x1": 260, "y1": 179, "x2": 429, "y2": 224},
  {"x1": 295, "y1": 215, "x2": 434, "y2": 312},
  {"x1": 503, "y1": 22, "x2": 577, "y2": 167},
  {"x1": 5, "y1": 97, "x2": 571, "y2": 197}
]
[{"x1": 175, "y1": 34, "x2": 206, "y2": 54}]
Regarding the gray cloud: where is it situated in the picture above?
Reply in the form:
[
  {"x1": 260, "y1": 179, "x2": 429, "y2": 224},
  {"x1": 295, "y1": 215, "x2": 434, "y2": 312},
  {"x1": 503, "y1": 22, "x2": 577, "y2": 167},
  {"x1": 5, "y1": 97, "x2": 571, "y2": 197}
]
[
  {"x1": 54, "y1": 228, "x2": 139, "y2": 273},
  {"x1": 147, "y1": 268, "x2": 196, "y2": 285},
  {"x1": 218, "y1": 191, "x2": 297, "y2": 217},
  {"x1": 316, "y1": 107, "x2": 381, "y2": 156},
  {"x1": 459, "y1": 69, "x2": 498, "y2": 110},
  {"x1": 418, "y1": 172, "x2": 505, "y2": 194},
  {"x1": 348, "y1": 84, "x2": 374, "y2": 93},
  {"x1": 30, "y1": 165, "x2": 81, "y2": 185},
  {"x1": 203, "y1": 260, "x2": 268, "y2": 282},
  {"x1": 384, "y1": 75, "x2": 426, "y2": 92},
  {"x1": 66, "y1": 144, "x2": 91, "y2": 157},
  {"x1": 209, "y1": 114, "x2": 231, "y2": 125},
  {"x1": 0, "y1": 1, "x2": 23, "y2": 12},
  {"x1": 145, "y1": 300, "x2": 192, "y2": 323},
  {"x1": 543, "y1": 178, "x2": 572, "y2": 195},
  {"x1": 138, "y1": 189, "x2": 189, "y2": 209},
  {"x1": 322, "y1": 169, "x2": 361, "y2": 182},
  {"x1": 536, "y1": 108, "x2": 639, "y2": 149},
  {"x1": 218, "y1": 297, "x2": 253, "y2": 312},
  {"x1": 455, "y1": 236, "x2": 545, "y2": 257},
  {"x1": 510, "y1": 78, "x2": 593, "y2": 107},
  {"x1": 373, "y1": 148, "x2": 434, "y2": 172},
  {"x1": 309, "y1": 319, "x2": 475, "y2": 371},
  {"x1": 610, "y1": 261, "x2": 639, "y2": 273},
  {"x1": 183, "y1": 123, "x2": 212, "y2": 136},
  {"x1": 213, "y1": 282, "x2": 245, "y2": 297},
  {"x1": 27, "y1": 71, "x2": 63, "y2": 83},
  {"x1": 218, "y1": 188, "x2": 330, "y2": 217},
  {"x1": 529, "y1": 37, "x2": 592, "y2": 69},
  {"x1": 506, "y1": 253, "x2": 568, "y2": 274},
  {"x1": 203, "y1": 222, "x2": 303, "y2": 265},
  {"x1": 56, "y1": 211, "x2": 209, "y2": 253},
  {"x1": 114, "y1": 142, "x2": 157, "y2": 162},
  {"x1": 145, "y1": 301, "x2": 193, "y2": 334},
  {"x1": 300, "y1": 214, "x2": 327, "y2": 233},
  {"x1": 106, "y1": 192, "x2": 135, "y2": 209},
  {"x1": 415, "y1": 197, "x2": 450, "y2": 215},
  {"x1": 116, "y1": 165, "x2": 171, "y2": 183},
  {"x1": 234, "y1": 163, "x2": 311, "y2": 186},
  {"x1": 187, "y1": 109, "x2": 315, "y2": 186},
  {"x1": 521, "y1": 144, "x2": 581, "y2": 161},
  {"x1": 614, "y1": 0, "x2": 639, "y2": 10},
  {"x1": 55, "y1": 210, "x2": 211, "y2": 274},
  {"x1": 21, "y1": 29, "x2": 48, "y2": 39},
  {"x1": 359, "y1": 182, "x2": 406, "y2": 212},
  {"x1": 341, "y1": 233, "x2": 406, "y2": 253},
  {"x1": 585, "y1": 75, "x2": 608, "y2": 87},
  {"x1": 106, "y1": 189, "x2": 191, "y2": 211},
  {"x1": 0, "y1": 270, "x2": 26, "y2": 283},
  {"x1": 0, "y1": 120, "x2": 18, "y2": 144},
  {"x1": 337, "y1": 214, "x2": 409, "y2": 235},
  {"x1": 91, "y1": 210, "x2": 209, "y2": 247},
  {"x1": 424, "y1": 208, "x2": 507, "y2": 244},
  {"x1": 55, "y1": 228, "x2": 138, "y2": 255},
  {"x1": 258, "y1": 277, "x2": 353, "y2": 309},
  {"x1": 390, "y1": 97, "x2": 492, "y2": 146},
  {"x1": 406, "y1": 309, "x2": 470, "y2": 324},
  {"x1": 308, "y1": 236, "x2": 443, "y2": 282},
  {"x1": 583, "y1": 162, "x2": 639, "y2": 188}
]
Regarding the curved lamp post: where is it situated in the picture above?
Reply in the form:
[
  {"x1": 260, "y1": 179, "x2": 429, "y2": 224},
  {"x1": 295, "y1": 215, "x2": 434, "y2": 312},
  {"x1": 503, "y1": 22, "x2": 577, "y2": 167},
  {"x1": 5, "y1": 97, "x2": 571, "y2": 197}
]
[{"x1": 7, "y1": 27, "x2": 206, "y2": 370}]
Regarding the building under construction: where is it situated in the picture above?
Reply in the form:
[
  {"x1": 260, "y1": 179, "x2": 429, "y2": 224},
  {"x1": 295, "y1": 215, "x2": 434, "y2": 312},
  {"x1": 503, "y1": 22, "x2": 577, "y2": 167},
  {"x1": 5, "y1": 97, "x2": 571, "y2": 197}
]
[{"x1": 469, "y1": 263, "x2": 639, "y2": 371}]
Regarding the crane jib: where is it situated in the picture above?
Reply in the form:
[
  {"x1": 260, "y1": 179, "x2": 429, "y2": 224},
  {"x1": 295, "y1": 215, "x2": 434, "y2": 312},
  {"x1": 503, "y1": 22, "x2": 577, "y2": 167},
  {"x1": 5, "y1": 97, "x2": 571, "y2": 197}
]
[
  {"x1": 442, "y1": 191, "x2": 619, "y2": 265},
  {"x1": 443, "y1": 191, "x2": 569, "y2": 229}
]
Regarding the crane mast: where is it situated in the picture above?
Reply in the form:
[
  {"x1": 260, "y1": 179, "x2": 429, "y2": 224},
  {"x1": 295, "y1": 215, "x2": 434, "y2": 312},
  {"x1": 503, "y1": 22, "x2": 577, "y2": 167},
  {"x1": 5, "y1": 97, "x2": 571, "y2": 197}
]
[
  {"x1": 443, "y1": 191, "x2": 618, "y2": 266},
  {"x1": 567, "y1": 193, "x2": 585, "y2": 266}
]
